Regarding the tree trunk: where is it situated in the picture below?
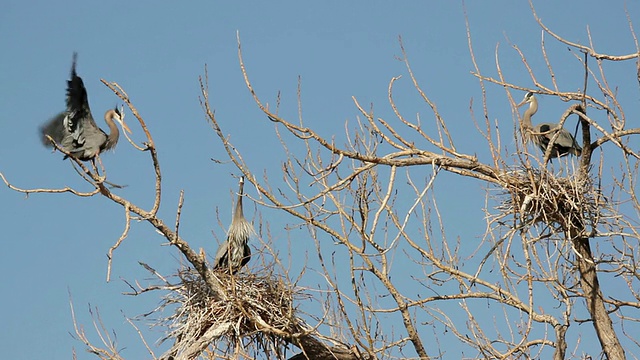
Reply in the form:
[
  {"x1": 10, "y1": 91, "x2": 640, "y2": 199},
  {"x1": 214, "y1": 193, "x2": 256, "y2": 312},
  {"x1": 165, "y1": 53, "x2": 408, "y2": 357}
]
[{"x1": 571, "y1": 235, "x2": 625, "y2": 359}]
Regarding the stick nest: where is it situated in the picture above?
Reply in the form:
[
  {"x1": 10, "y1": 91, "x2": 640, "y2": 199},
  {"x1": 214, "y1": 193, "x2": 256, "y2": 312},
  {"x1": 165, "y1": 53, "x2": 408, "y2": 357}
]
[
  {"x1": 158, "y1": 267, "x2": 301, "y2": 359},
  {"x1": 498, "y1": 168, "x2": 601, "y2": 234}
]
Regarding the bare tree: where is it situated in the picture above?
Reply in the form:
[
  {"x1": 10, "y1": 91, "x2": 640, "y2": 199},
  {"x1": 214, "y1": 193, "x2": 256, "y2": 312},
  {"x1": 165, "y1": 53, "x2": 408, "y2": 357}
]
[{"x1": 2, "y1": 3, "x2": 640, "y2": 360}]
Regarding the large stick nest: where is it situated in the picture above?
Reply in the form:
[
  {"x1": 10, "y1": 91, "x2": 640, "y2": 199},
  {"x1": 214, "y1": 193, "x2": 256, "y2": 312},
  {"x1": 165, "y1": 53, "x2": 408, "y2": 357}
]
[
  {"x1": 156, "y1": 267, "x2": 302, "y2": 359},
  {"x1": 498, "y1": 167, "x2": 602, "y2": 235}
]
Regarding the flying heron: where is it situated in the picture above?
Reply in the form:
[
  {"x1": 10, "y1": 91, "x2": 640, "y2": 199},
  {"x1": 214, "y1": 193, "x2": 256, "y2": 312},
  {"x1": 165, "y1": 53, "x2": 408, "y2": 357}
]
[
  {"x1": 517, "y1": 92, "x2": 581, "y2": 159},
  {"x1": 213, "y1": 177, "x2": 253, "y2": 274},
  {"x1": 40, "y1": 53, "x2": 131, "y2": 161}
]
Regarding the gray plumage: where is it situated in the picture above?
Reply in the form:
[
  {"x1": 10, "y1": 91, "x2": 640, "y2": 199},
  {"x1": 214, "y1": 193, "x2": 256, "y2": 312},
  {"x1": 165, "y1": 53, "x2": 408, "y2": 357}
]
[
  {"x1": 40, "y1": 53, "x2": 130, "y2": 161},
  {"x1": 517, "y1": 92, "x2": 582, "y2": 158},
  {"x1": 213, "y1": 177, "x2": 253, "y2": 274}
]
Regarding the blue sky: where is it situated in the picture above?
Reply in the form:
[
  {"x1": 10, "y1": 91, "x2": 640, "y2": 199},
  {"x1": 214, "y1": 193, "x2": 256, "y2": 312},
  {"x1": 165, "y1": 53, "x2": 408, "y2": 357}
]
[{"x1": 1, "y1": 1, "x2": 639, "y2": 359}]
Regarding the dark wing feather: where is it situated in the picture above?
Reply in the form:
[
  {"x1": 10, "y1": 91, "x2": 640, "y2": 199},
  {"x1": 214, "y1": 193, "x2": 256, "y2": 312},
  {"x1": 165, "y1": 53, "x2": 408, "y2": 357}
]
[
  {"x1": 213, "y1": 241, "x2": 230, "y2": 270},
  {"x1": 212, "y1": 241, "x2": 250, "y2": 274},
  {"x1": 40, "y1": 112, "x2": 66, "y2": 146},
  {"x1": 535, "y1": 123, "x2": 581, "y2": 158},
  {"x1": 240, "y1": 243, "x2": 251, "y2": 269},
  {"x1": 64, "y1": 53, "x2": 99, "y2": 148},
  {"x1": 536, "y1": 124, "x2": 552, "y2": 153}
]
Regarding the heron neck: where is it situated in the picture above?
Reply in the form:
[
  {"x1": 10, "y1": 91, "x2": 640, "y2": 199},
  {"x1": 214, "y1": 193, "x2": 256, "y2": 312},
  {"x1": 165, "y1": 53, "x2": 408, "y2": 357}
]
[
  {"x1": 102, "y1": 110, "x2": 120, "y2": 151},
  {"x1": 233, "y1": 195, "x2": 244, "y2": 221},
  {"x1": 232, "y1": 179, "x2": 245, "y2": 221},
  {"x1": 522, "y1": 100, "x2": 537, "y2": 130}
]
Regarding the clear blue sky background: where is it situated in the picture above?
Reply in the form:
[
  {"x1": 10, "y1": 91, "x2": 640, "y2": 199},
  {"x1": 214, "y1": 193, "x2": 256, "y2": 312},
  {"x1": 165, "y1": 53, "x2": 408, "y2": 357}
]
[{"x1": 1, "y1": 1, "x2": 638, "y2": 359}]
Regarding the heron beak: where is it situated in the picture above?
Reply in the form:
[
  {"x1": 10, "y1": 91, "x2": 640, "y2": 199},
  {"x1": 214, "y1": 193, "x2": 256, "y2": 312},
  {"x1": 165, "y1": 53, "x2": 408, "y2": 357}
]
[
  {"x1": 516, "y1": 100, "x2": 527, "y2": 108},
  {"x1": 115, "y1": 105, "x2": 132, "y2": 134},
  {"x1": 121, "y1": 120, "x2": 132, "y2": 134}
]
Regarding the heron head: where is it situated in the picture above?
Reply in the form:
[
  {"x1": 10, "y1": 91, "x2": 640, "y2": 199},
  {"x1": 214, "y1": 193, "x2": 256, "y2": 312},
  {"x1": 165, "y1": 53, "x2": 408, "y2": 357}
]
[
  {"x1": 112, "y1": 105, "x2": 132, "y2": 134},
  {"x1": 517, "y1": 92, "x2": 535, "y2": 108}
]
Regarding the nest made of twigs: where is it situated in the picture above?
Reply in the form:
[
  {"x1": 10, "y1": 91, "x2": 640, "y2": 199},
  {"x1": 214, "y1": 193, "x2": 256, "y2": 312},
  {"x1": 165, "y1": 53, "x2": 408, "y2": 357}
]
[
  {"x1": 159, "y1": 268, "x2": 300, "y2": 359},
  {"x1": 498, "y1": 167, "x2": 601, "y2": 233}
]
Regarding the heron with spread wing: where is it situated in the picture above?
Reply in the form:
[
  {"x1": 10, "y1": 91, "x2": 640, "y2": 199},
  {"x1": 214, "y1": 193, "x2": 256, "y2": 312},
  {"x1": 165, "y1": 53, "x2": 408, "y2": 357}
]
[
  {"x1": 40, "y1": 53, "x2": 131, "y2": 161},
  {"x1": 517, "y1": 92, "x2": 581, "y2": 159},
  {"x1": 213, "y1": 177, "x2": 253, "y2": 274}
]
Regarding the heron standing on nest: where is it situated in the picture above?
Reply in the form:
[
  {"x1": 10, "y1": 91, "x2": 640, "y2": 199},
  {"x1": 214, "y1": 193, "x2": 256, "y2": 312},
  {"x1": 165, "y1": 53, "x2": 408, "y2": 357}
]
[
  {"x1": 517, "y1": 92, "x2": 581, "y2": 159},
  {"x1": 213, "y1": 177, "x2": 253, "y2": 274},
  {"x1": 40, "y1": 53, "x2": 131, "y2": 162}
]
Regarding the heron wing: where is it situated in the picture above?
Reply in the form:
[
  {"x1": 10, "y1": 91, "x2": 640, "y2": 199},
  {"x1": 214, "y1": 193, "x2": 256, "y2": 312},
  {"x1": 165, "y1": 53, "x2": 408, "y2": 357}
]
[
  {"x1": 557, "y1": 128, "x2": 582, "y2": 153},
  {"x1": 213, "y1": 241, "x2": 230, "y2": 270},
  {"x1": 536, "y1": 123, "x2": 581, "y2": 158},
  {"x1": 40, "y1": 112, "x2": 67, "y2": 146},
  {"x1": 240, "y1": 243, "x2": 251, "y2": 269},
  {"x1": 40, "y1": 110, "x2": 106, "y2": 160},
  {"x1": 64, "y1": 58, "x2": 103, "y2": 148}
]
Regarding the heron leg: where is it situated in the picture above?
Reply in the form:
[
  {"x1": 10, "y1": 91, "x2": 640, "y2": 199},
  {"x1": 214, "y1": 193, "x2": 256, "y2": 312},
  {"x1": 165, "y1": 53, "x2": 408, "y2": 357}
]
[
  {"x1": 95, "y1": 155, "x2": 106, "y2": 175},
  {"x1": 71, "y1": 160, "x2": 94, "y2": 184}
]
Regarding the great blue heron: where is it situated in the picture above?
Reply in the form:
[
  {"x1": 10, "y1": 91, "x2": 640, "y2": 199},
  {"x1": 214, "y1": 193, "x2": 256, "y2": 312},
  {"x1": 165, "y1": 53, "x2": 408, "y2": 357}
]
[
  {"x1": 213, "y1": 177, "x2": 253, "y2": 274},
  {"x1": 40, "y1": 53, "x2": 131, "y2": 161},
  {"x1": 517, "y1": 92, "x2": 582, "y2": 159}
]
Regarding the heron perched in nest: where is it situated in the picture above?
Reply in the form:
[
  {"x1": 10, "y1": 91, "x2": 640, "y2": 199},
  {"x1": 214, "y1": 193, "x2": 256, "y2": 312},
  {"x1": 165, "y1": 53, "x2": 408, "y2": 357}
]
[
  {"x1": 517, "y1": 92, "x2": 581, "y2": 159},
  {"x1": 40, "y1": 53, "x2": 131, "y2": 161},
  {"x1": 213, "y1": 177, "x2": 253, "y2": 274}
]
